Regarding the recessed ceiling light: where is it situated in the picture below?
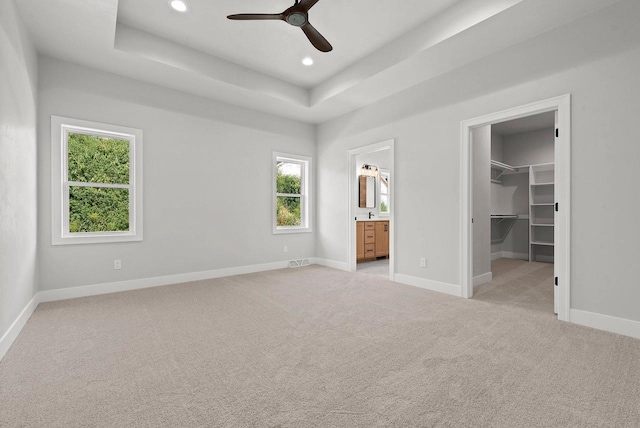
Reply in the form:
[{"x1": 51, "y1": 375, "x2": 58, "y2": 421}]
[
  {"x1": 302, "y1": 57, "x2": 314, "y2": 66},
  {"x1": 170, "y1": 0, "x2": 188, "y2": 12}
]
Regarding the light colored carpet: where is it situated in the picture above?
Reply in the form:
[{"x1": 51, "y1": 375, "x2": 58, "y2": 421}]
[
  {"x1": 474, "y1": 258, "x2": 555, "y2": 314},
  {"x1": 1, "y1": 265, "x2": 639, "y2": 427}
]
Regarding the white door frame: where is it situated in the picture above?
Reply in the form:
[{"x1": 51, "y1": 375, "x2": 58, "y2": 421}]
[
  {"x1": 348, "y1": 139, "x2": 395, "y2": 280},
  {"x1": 460, "y1": 95, "x2": 571, "y2": 321}
]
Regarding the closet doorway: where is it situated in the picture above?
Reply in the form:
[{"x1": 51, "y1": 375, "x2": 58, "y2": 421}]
[{"x1": 460, "y1": 95, "x2": 571, "y2": 321}]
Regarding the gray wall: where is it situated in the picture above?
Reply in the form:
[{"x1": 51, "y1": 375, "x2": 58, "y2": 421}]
[
  {"x1": 498, "y1": 174, "x2": 530, "y2": 256},
  {"x1": 37, "y1": 57, "x2": 316, "y2": 291},
  {"x1": 316, "y1": 45, "x2": 640, "y2": 322},
  {"x1": 491, "y1": 173, "x2": 529, "y2": 257},
  {"x1": 490, "y1": 132, "x2": 505, "y2": 255},
  {"x1": 472, "y1": 126, "x2": 491, "y2": 277},
  {"x1": 0, "y1": 1, "x2": 39, "y2": 338},
  {"x1": 491, "y1": 133, "x2": 504, "y2": 162}
]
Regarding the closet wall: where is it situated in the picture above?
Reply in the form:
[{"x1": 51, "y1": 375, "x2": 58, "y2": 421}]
[
  {"x1": 473, "y1": 127, "x2": 491, "y2": 279},
  {"x1": 491, "y1": 127, "x2": 554, "y2": 260},
  {"x1": 503, "y1": 129, "x2": 555, "y2": 165}
]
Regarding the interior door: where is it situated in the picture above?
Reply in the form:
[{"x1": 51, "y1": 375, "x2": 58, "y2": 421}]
[{"x1": 554, "y1": 111, "x2": 559, "y2": 314}]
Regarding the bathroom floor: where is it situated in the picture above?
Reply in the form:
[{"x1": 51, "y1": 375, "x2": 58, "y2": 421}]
[{"x1": 357, "y1": 258, "x2": 389, "y2": 277}]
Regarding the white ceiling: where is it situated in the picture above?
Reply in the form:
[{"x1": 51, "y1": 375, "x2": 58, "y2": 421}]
[
  {"x1": 117, "y1": 0, "x2": 463, "y2": 88},
  {"x1": 14, "y1": 0, "x2": 640, "y2": 124}
]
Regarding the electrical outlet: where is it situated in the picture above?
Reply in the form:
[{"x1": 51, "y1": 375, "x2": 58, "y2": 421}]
[
  {"x1": 283, "y1": 245, "x2": 288, "y2": 253},
  {"x1": 114, "y1": 259, "x2": 122, "y2": 270},
  {"x1": 420, "y1": 258, "x2": 426, "y2": 268}
]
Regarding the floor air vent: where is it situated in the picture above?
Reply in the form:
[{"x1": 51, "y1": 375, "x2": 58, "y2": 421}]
[{"x1": 289, "y1": 259, "x2": 310, "y2": 268}]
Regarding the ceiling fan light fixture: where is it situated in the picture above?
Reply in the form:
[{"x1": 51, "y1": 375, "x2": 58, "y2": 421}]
[
  {"x1": 286, "y1": 12, "x2": 307, "y2": 27},
  {"x1": 170, "y1": 0, "x2": 188, "y2": 13},
  {"x1": 302, "y1": 57, "x2": 314, "y2": 66}
]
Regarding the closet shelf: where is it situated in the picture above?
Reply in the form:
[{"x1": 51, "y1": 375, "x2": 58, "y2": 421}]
[
  {"x1": 490, "y1": 160, "x2": 527, "y2": 183},
  {"x1": 531, "y1": 241, "x2": 554, "y2": 246},
  {"x1": 530, "y1": 163, "x2": 556, "y2": 262},
  {"x1": 490, "y1": 160, "x2": 515, "y2": 172},
  {"x1": 491, "y1": 160, "x2": 528, "y2": 173}
]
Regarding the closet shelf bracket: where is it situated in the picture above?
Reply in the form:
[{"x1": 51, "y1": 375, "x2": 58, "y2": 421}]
[
  {"x1": 490, "y1": 160, "x2": 525, "y2": 182},
  {"x1": 491, "y1": 214, "x2": 529, "y2": 244}
]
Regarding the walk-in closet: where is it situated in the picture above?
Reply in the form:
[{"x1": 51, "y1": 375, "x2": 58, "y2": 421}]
[{"x1": 472, "y1": 111, "x2": 557, "y2": 312}]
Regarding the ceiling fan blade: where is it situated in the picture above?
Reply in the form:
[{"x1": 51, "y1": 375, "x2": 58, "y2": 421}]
[
  {"x1": 300, "y1": 22, "x2": 332, "y2": 52},
  {"x1": 227, "y1": 13, "x2": 284, "y2": 21},
  {"x1": 298, "y1": 0, "x2": 321, "y2": 13}
]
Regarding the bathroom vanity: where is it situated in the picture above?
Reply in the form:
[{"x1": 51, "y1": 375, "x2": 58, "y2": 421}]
[{"x1": 356, "y1": 220, "x2": 389, "y2": 262}]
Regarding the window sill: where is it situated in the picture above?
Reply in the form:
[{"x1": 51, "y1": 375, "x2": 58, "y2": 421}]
[
  {"x1": 53, "y1": 232, "x2": 143, "y2": 246},
  {"x1": 273, "y1": 227, "x2": 312, "y2": 235}
]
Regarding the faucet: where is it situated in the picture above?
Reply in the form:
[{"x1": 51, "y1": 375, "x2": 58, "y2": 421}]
[{"x1": 368, "y1": 211, "x2": 375, "y2": 219}]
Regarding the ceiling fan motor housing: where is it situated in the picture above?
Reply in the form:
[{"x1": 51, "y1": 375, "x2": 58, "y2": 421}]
[{"x1": 286, "y1": 12, "x2": 307, "y2": 26}]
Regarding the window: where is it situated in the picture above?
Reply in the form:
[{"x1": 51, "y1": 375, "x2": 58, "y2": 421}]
[
  {"x1": 273, "y1": 152, "x2": 311, "y2": 234},
  {"x1": 51, "y1": 116, "x2": 143, "y2": 245},
  {"x1": 380, "y1": 169, "x2": 390, "y2": 216}
]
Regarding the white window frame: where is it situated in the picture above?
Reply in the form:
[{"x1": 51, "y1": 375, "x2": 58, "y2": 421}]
[
  {"x1": 379, "y1": 169, "x2": 390, "y2": 217},
  {"x1": 51, "y1": 115, "x2": 143, "y2": 245},
  {"x1": 273, "y1": 152, "x2": 312, "y2": 234}
]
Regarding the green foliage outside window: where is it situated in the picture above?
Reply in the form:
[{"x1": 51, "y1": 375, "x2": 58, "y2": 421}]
[
  {"x1": 69, "y1": 187, "x2": 129, "y2": 232},
  {"x1": 380, "y1": 173, "x2": 389, "y2": 213},
  {"x1": 67, "y1": 133, "x2": 130, "y2": 233},
  {"x1": 276, "y1": 162, "x2": 302, "y2": 226}
]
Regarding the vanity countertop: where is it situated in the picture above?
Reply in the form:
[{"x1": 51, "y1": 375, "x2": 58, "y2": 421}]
[{"x1": 356, "y1": 218, "x2": 389, "y2": 222}]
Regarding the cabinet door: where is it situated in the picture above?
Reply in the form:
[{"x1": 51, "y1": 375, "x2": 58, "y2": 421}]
[
  {"x1": 375, "y1": 221, "x2": 389, "y2": 257},
  {"x1": 356, "y1": 222, "x2": 365, "y2": 261}
]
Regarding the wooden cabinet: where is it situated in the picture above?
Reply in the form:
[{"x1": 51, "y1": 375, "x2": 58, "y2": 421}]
[
  {"x1": 356, "y1": 221, "x2": 389, "y2": 262},
  {"x1": 375, "y1": 221, "x2": 389, "y2": 257},
  {"x1": 364, "y1": 223, "x2": 376, "y2": 260}
]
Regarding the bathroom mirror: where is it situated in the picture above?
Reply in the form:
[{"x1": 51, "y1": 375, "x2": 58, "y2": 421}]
[{"x1": 359, "y1": 175, "x2": 376, "y2": 208}]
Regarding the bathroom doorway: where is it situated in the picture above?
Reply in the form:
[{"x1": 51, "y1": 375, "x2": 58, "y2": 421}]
[{"x1": 348, "y1": 140, "x2": 395, "y2": 280}]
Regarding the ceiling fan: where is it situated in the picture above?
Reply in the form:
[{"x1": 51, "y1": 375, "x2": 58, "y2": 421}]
[{"x1": 227, "y1": 0, "x2": 332, "y2": 52}]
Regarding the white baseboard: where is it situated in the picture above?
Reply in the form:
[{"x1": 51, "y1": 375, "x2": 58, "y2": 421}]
[
  {"x1": 4, "y1": 259, "x2": 317, "y2": 361},
  {"x1": 311, "y1": 258, "x2": 349, "y2": 272},
  {"x1": 0, "y1": 294, "x2": 40, "y2": 361},
  {"x1": 493, "y1": 252, "x2": 553, "y2": 262},
  {"x1": 570, "y1": 309, "x2": 640, "y2": 340},
  {"x1": 394, "y1": 274, "x2": 461, "y2": 297},
  {"x1": 473, "y1": 272, "x2": 493, "y2": 287},
  {"x1": 501, "y1": 251, "x2": 529, "y2": 260},
  {"x1": 6, "y1": 261, "x2": 639, "y2": 362},
  {"x1": 38, "y1": 260, "x2": 293, "y2": 303}
]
